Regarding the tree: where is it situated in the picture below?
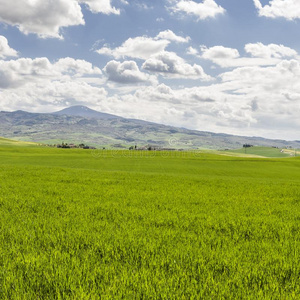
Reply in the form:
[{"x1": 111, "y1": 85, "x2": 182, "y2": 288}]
[{"x1": 243, "y1": 144, "x2": 253, "y2": 154}]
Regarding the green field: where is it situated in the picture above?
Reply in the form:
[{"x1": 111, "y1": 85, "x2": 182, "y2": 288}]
[
  {"x1": 0, "y1": 137, "x2": 39, "y2": 147},
  {"x1": 1, "y1": 140, "x2": 300, "y2": 299},
  {"x1": 227, "y1": 146, "x2": 292, "y2": 158}
]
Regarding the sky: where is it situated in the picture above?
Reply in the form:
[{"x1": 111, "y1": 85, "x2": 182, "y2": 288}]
[{"x1": 0, "y1": 0, "x2": 300, "y2": 140}]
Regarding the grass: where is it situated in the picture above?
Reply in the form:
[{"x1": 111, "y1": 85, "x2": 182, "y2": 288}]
[
  {"x1": 1, "y1": 140, "x2": 300, "y2": 298},
  {"x1": 226, "y1": 146, "x2": 291, "y2": 158},
  {"x1": 282, "y1": 149, "x2": 300, "y2": 156},
  {"x1": 0, "y1": 137, "x2": 39, "y2": 146}
]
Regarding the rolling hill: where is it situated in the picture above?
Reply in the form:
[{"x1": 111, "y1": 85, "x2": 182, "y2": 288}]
[
  {"x1": 225, "y1": 146, "x2": 292, "y2": 158},
  {"x1": 0, "y1": 106, "x2": 299, "y2": 150},
  {"x1": 53, "y1": 105, "x2": 121, "y2": 120},
  {"x1": 0, "y1": 137, "x2": 39, "y2": 147}
]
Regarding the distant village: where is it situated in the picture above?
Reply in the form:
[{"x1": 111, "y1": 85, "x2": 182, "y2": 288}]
[
  {"x1": 129, "y1": 145, "x2": 182, "y2": 151},
  {"x1": 50, "y1": 142, "x2": 296, "y2": 155},
  {"x1": 52, "y1": 142, "x2": 183, "y2": 151},
  {"x1": 55, "y1": 143, "x2": 96, "y2": 149}
]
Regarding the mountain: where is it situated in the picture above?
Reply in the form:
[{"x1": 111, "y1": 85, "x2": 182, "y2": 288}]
[
  {"x1": 53, "y1": 105, "x2": 121, "y2": 120},
  {"x1": 0, "y1": 106, "x2": 299, "y2": 150}
]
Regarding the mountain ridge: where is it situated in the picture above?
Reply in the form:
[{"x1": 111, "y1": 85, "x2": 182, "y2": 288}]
[
  {"x1": 0, "y1": 106, "x2": 299, "y2": 149},
  {"x1": 53, "y1": 105, "x2": 122, "y2": 120}
]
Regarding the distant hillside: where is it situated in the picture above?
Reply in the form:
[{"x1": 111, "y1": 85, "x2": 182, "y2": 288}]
[
  {"x1": 53, "y1": 106, "x2": 121, "y2": 120},
  {"x1": 0, "y1": 106, "x2": 300, "y2": 150},
  {"x1": 0, "y1": 137, "x2": 38, "y2": 146}
]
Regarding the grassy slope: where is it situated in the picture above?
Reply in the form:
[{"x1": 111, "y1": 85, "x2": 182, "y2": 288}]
[
  {"x1": 282, "y1": 149, "x2": 300, "y2": 156},
  {"x1": 1, "y1": 144, "x2": 300, "y2": 298},
  {"x1": 226, "y1": 146, "x2": 291, "y2": 158},
  {"x1": 0, "y1": 137, "x2": 39, "y2": 146}
]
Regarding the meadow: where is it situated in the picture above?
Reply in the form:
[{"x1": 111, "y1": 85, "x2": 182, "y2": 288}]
[
  {"x1": 227, "y1": 146, "x2": 292, "y2": 158},
  {"x1": 1, "y1": 140, "x2": 300, "y2": 299}
]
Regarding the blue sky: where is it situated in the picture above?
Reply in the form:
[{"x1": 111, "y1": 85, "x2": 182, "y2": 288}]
[{"x1": 0, "y1": 0, "x2": 300, "y2": 140}]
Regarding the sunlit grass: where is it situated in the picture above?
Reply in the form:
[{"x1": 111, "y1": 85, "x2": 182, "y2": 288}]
[{"x1": 1, "y1": 144, "x2": 300, "y2": 298}]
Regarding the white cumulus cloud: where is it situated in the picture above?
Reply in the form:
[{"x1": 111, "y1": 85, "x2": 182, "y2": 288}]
[
  {"x1": 245, "y1": 42, "x2": 297, "y2": 59},
  {"x1": 142, "y1": 51, "x2": 212, "y2": 80},
  {"x1": 97, "y1": 30, "x2": 193, "y2": 60},
  {"x1": 0, "y1": 57, "x2": 101, "y2": 89},
  {"x1": 0, "y1": 36, "x2": 18, "y2": 58},
  {"x1": 55, "y1": 57, "x2": 102, "y2": 76},
  {"x1": 96, "y1": 35, "x2": 170, "y2": 60},
  {"x1": 0, "y1": 80, "x2": 108, "y2": 112},
  {"x1": 78, "y1": 0, "x2": 120, "y2": 14},
  {"x1": 0, "y1": 0, "x2": 122, "y2": 39},
  {"x1": 202, "y1": 45, "x2": 240, "y2": 60},
  {"x1": 0, "y1": 0, "x2": 84, "y2": 39},
  {"x1": 186, "y1": 46, "x2": 200, "y2": 56},
  {"x1": 156, "y1": 30, "x2": 190, "y2": 43},
  {"x1": 103, "y1": 60, "x2": 153, "y2": 83},
  {"x1": 170, "y1": 0, "x2": 225, "y2": 21},
  {"x1": 0, "y1": 55, "x2": 106, "y2": 111},
  {"x1": 201, "y1": 43, "x2": 298, "y2": 68},
  {"x1": 253, "y1": 0, "x2": 300, "y2": 20}
]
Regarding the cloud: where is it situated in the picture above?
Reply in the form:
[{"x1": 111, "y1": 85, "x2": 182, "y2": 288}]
[
  {"x1": 96, "y1": 30, "x2": 194, "y2": 59},
  {"x1": 0, "y1": 57, "x2": 101, "y2": 89},
  {"x1": 156, "y1": 30, "x2": 190, "y2": 43},
  {"x1": 253, "y1": 0, "x2": 300, "y2": 20},
  {"x1": 0, "y1": 0, "x2": 84, "y2": 39},
  {"x1": 78, "y1": 0, "x2": 120, "y2": 14},
  {"x1": 201, "y1": 43, "x2": 298, "y2": 68},
  {"x1": 201, "y1": 45, "x2": 248, "y2": 67},
  {"x1": 142, "y1": 51, "x2": 212, "y2": 80},
  {"x1": 202, "y1": 45, "x2": 240, "y2": 60},
  {"x1": 0, "y1": 80, "x2": 108, "y2": 112},
  {"x1": 0, "y1": 0, "x2": 122, "y2": 39},
  {"x1": 0, "y1": 36, "x2": 18, "y2": 58},
  {"x1": 170, "y1": 0, "x2": 225, "y2": 21},
  {"x1": 103, "y1": 60, "x2": 153, "y2": 83},
  {"x1": 2, "y1": 52, "x2": 300, "y2": 139},
  {"x1": 114, "y1": 47, "x2": 300, "y2": 139},
  {"x1": 212, "y1": 58, "x2": 300, "y2": 137},
  {"x1": 186, "y1": 46, "x2": 200, "y2": 56},
  {"x1": 96, "y1": 35, "x2": 170, "y2": 60},
  {"x1": 245, "y1": 43, "x2": 297, "y2": 59},
  {"x1": 0, "y1": 58, "x2": 54, "y2": 88},
  {"x1": 54, "y1": 57, "x2": 102, "y2": 76},
  {"x1": 131, "y1": 1, "x2": 154, "y2": 10},
  {"x1": 118, "y1": 83, "x2": 257, "y2": 134},
  {"x1": 0, "y1": 56, "x2": 106, "y2": 111},
  {"x1": 219, "y1": 59, "x2": 300, "y2": 94},
  {"x1": 217, "y1": 59, "x2": 300, "y2": 112}
]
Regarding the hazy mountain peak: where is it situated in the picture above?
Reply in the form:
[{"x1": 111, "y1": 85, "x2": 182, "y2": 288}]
[
  {"x1": 1, "y1": 108, "x2": 300, "y2": 149},
  {"x1": 53, "y1": 106, "x2": 121, "y2": 120}
]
